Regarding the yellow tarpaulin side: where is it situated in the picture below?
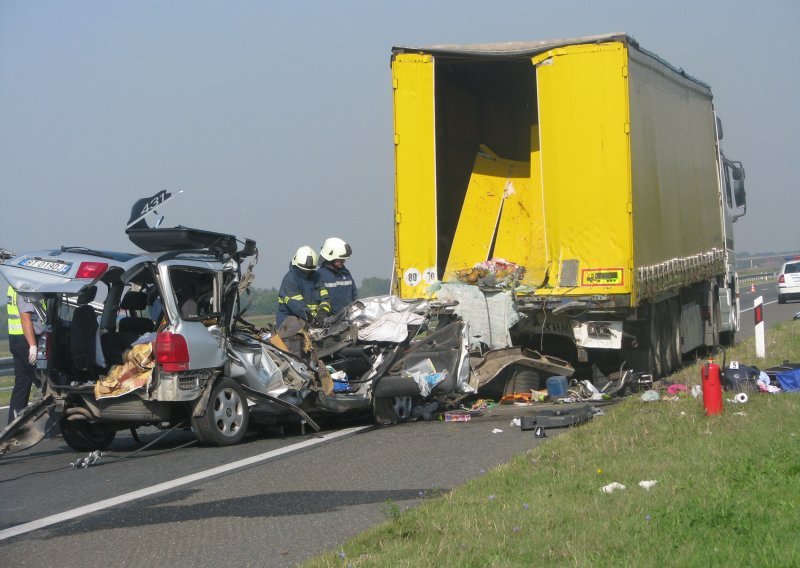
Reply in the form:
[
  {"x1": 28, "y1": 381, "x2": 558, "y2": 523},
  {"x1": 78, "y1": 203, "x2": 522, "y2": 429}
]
[
  {"x1": 533, "y1": 43, "x2": 633, "y2": 297},
  {"x1": 392, "y1": 54, "x2": 437, "y2": 297}
]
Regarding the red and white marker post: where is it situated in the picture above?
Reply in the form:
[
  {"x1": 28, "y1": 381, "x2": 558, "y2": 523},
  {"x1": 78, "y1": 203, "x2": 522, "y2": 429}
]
[{"x1": 754, "y1": 296, "x2": 765, "y2": 359}]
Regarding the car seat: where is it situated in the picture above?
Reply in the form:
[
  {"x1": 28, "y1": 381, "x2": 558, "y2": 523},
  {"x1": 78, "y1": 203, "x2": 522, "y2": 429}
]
[
  {"x1": 70, "y1": 285, "x2": 99, "y2": 377},
  {"x1": 119, "y1": 290, "x2": 155, "y2": 343}
]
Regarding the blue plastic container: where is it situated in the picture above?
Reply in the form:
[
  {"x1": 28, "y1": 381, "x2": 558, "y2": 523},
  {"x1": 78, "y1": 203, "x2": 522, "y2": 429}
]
[{"x1": 546, "y1": 376, "x2": 568, "y2": 398}]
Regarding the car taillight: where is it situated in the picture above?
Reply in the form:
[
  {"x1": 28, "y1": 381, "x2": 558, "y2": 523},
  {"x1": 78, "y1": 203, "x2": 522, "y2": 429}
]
[
  {"x1": 156, "y1": 332, "x2": 190, "y2": 372},
  {"x1": 779, "y1": 275, "x2": 785, "y2": 284},
  {"x1": 75, "y1": 261, "x2": 108, "y2": 279}
]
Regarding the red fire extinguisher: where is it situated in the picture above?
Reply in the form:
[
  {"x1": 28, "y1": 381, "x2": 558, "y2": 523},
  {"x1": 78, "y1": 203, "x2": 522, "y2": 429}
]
[{"x1": 701, "y1": 358, "x2": 724, "y2": 416}]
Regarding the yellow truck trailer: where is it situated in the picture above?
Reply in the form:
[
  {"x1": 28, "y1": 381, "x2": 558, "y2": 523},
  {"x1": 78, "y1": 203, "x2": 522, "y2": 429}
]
[{"x1": 390, "y1": 33, "x2": 747, "y2": 377}]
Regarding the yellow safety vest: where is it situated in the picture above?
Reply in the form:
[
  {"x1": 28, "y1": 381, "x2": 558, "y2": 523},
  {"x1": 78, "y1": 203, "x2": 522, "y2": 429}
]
[{"x1": 7, "y1": 285, "x2": 23, "y2": 335}]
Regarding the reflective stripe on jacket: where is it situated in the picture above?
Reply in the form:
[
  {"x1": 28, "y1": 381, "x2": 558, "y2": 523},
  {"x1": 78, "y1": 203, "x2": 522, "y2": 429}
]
[
  {"x1": 276, "y1": 266, "x2": 327, "y2": 327},
  {"x1": 7, "y1": 285, "x2": 22, "y2": 335},
  {"x1": 317, "y1": 263, "x2": 358, "y2": 314}
]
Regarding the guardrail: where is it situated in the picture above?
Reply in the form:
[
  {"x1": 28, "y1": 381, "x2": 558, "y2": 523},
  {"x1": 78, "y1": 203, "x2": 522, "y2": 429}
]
[
  {"x1": 739, "y1": 272, "x2": 776, "y2": 283},
  {"x1": 0, "y1": 356, "x2": 13, "y2": 377}
]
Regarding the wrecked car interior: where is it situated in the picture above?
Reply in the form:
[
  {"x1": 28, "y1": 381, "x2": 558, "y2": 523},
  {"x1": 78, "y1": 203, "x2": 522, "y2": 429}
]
[{"x1": 0, "y1": 194, "x2": 645, "y2": 458}]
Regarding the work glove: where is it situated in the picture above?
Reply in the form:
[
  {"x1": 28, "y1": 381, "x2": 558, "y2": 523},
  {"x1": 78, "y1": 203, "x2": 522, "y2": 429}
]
[
  {"x1": 28, "y1": 345, "x2": 37, "y2": 365},
  {"x1": 312, "y1": 310, "x2": 329, "y2": 328}
]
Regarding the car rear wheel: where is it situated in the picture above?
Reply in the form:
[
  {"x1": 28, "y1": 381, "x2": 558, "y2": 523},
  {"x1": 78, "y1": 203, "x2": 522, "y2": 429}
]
[
  {"x1": 60, "y1": 418, "x2": 117, "y2": 452},
  {"x1": 778, "y1": 295, "x2": 786, "y2": 305},
  {"x1": 192, "y1": 377, "x2": 249, "y2": 446},
  {"x1": 373, "y1": 396, "x2": 415, "y2": 425}
]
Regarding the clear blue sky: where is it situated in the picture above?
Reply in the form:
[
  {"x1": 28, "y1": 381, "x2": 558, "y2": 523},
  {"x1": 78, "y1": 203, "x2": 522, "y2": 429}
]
[{"x1": 1, "y1": 0, "x2": 797, "y2": 287}]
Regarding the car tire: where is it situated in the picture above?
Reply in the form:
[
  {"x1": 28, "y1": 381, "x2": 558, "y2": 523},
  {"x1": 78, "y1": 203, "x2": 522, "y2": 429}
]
[
  {"x1": 373, "y1": 396, "x2": 415, "y2": 425},
  {"x1": 191, "y1": 377, "x2": 249, "y2": 446},
  {"x1": 778, "y1": 295, "x2": 786, "y2": 305},
  {"x1": 60, "y1": 418, "x2": 117, "y2": 452}
]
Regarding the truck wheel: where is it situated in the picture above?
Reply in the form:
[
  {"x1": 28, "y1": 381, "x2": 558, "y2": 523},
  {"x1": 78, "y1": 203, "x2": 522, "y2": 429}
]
[
  {"x1": 191, "y1": 377, "x2": 249, "y2": 446},
  {"x1": 708, "y1": 292, "x2": 721, "y2": 351},
  {"x1": 373, "y1": 396, "x2": 415, "y2": 425},
  {"x1": 60, "y1": 418, "x2": 117, "y2": 452},
  {"x1": 666, "y1": 298, "x2": 682, "y2": 373},
  {"x1": 648, "y1": 305, "x2": 664, "y2": 379},
  {"x1": 720, "y1": 330, "x2": 735, "y2": 347}
]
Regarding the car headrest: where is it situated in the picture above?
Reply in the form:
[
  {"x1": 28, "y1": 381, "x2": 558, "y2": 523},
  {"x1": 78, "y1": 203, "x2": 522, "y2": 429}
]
[
  {"x1": 120, "y1": 290, "x2": 148, "y2": 311},
  {"x1": 76, "y1": 285, "x2": 97, "y2": 305}
]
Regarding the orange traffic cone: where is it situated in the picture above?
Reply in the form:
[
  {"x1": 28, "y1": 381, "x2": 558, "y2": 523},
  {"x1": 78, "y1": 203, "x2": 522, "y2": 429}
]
[{"x1": 750, "y1": 284, "x2": 755, "y2": 293}]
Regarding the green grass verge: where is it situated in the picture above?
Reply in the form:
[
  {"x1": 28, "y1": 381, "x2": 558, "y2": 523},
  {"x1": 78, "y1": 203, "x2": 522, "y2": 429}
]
[
  {"x1": 0, "y1": 375, "x2": 12, "y2": 407},
  {"x1": 307, "y1": 322, "x2": 800, "y2": 567}
]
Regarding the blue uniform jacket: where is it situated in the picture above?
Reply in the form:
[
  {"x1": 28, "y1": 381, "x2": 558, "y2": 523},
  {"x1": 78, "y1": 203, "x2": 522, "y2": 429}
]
[
  {"x1": 276, "y1": 265, "x2": 330, "y2": 327},
  {"x1": 317, "y1": 263, "x2": 358, "y2": 315}
]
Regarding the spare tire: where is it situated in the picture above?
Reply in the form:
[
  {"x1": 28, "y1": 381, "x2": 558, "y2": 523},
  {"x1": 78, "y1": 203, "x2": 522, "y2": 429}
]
[{"x1": 60, "y1": 418, "x2": 117, "y2": 452}]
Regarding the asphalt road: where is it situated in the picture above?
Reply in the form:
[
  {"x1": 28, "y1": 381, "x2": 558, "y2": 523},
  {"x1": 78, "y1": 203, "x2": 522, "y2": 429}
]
[
  {"x1": 737, "y1": 279, "x2": 799, "y2": 341},
  {"x1": 0, "y1": 279, "x2": 796, "y2": 566},
  {"x1": 0, "y1": 403, "x2": 565, "y2": 567}
]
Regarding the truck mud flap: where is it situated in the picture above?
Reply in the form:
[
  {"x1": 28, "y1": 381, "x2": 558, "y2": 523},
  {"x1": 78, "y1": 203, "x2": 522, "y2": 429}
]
[
  {"x1": 520, "y1": 405, "x2": 596, "y2": 430},
  {"x1": 240, "y1": 384, "x2": 321, "y2": 432},
  {"x1": 471, "y1": 347, "x2": 575, "y2": 388},
  {"x1": 0, "y1": 395, "x2": 56, "y2": 457}
]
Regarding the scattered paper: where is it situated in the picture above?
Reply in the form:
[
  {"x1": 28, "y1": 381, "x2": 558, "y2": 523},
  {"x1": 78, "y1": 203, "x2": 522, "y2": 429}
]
[
  {"x1": 601, "y1": 482, "x2": 626, "y2": 494},
  {"x1": 638, "y1": 480, "x2": 657, "y2": 491},
  {"x1": 492, "y1": 428, "x2": 504, "y2": 434}
]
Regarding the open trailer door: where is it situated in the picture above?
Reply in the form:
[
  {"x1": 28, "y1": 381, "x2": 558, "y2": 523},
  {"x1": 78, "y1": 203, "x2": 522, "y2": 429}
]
[{"x1": 392, "y1": 53, "x2": 438, "y2": 298}]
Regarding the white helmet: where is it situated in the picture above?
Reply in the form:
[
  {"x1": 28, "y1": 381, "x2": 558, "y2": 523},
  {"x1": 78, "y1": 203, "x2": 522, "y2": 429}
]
[
  {"x1": 320, "y1": 237, "x2": 352, "y2": 262},
  {"x1": 291, "y1": 245, "x2": 318, "y2": 272}
]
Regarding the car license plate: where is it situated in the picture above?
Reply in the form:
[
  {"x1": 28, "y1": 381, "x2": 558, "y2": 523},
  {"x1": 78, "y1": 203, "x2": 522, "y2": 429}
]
[{"x1": 19, "y1": 258, "x2": 71, "y2": 274}]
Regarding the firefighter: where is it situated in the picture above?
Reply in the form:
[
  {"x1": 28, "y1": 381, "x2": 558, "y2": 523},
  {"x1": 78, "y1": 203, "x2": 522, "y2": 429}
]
[
  {"x1": 317, "y1": 237, "x2": 358, "y2": 315},
  {"x1": 275, "y1": 245, "x2": 331, "y2": 328}
]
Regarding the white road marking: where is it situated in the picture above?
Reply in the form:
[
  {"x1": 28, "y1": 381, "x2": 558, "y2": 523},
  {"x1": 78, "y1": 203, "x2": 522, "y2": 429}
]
[
  {"x1": 741, "y1": 300, "x2": 777, "y2": 313},
  {"x1": 0, "y1": 425, "x2": 372, "y2": 542},
  {"x1": 0, "y1": 405, "x2": 8, "y2": 410}
]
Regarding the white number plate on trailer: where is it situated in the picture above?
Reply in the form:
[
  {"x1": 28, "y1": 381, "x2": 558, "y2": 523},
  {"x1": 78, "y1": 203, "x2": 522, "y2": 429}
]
[{"x1": 19, "y1": 258, "x2": 71, "y2": 274}]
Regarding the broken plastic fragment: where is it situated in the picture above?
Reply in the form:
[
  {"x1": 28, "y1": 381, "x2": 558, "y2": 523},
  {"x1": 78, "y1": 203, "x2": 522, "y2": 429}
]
[
  {"x1": 640, "y1": 390, "x2": 660, "y2": 402},
  {"x1": 600, "y1": 482, "x2": 626, "y2": 494}
]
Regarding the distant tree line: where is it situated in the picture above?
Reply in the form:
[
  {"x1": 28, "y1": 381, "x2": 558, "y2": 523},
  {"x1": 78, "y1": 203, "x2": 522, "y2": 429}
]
[{"x1": 241, "y1": 277, "x2": 391, "y2": 316}]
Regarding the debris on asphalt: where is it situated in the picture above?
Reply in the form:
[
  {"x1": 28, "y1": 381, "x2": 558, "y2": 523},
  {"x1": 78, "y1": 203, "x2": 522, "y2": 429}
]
[
  {"x1": 71, "y1": 450, "x2": 103, "y2": 469},
  {"x1": 442, "y1": 412, "x2": 472, "y2": 423}
]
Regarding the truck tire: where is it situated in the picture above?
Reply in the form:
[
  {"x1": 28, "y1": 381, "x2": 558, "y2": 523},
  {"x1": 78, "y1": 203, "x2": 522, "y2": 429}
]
[
  {"x1": 648, "y1": 304, "x2": 664, "y2": 379},
  {"x1": 720, "y1": 330, "x2": 736, "y2": 347},
  {"x1": 373, "y1": 396, "x2": 415, "y2": 425},
  {"x1": 706, "y1": 290, "x2": 721, "y2": 353},
  {"x1": 191, "y1": 377, "x2": 249, "y2": 446},
  {"x1": 666, "y1": 298, "x2": 682, "y2": 374},
  {"x1": 60, "y1": 418, "x2": 117, "y2": 452}
]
